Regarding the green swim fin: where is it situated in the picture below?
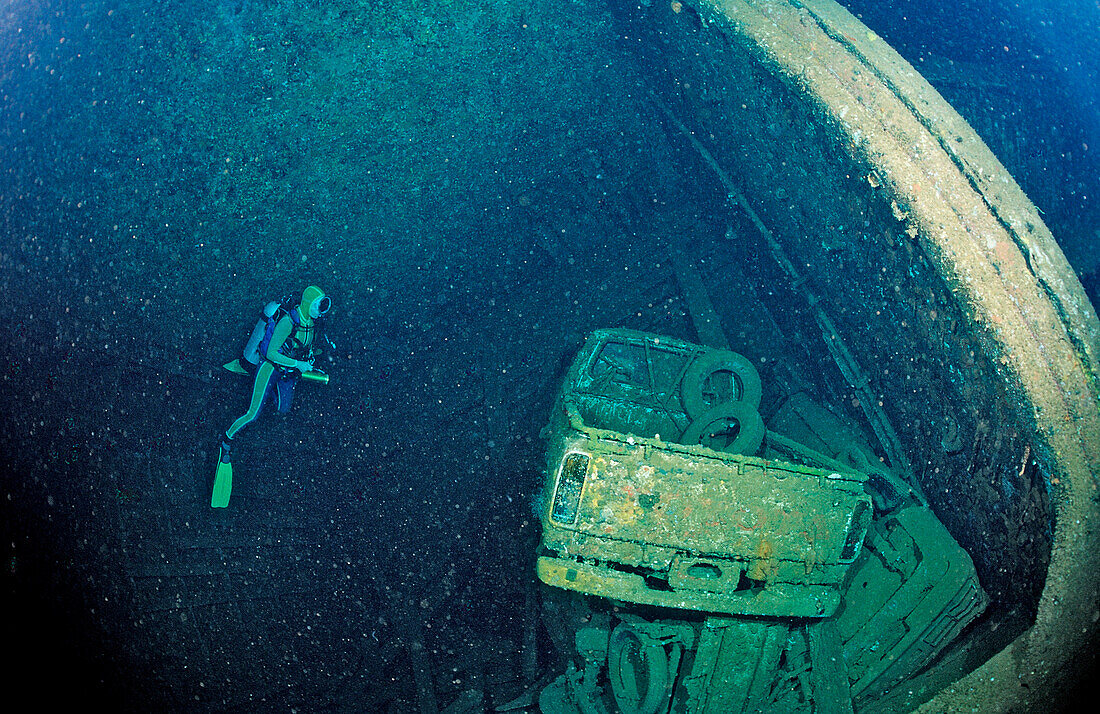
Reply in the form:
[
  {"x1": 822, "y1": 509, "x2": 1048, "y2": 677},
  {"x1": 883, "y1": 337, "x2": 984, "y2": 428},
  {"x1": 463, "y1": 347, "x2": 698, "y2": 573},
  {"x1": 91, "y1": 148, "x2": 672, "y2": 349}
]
[
  {"x1": 211, "y1": 442, "x2": 233, "y2": 508},
  {"x1": 222, "y1": 358, "x2": 250, "y2": 375}
]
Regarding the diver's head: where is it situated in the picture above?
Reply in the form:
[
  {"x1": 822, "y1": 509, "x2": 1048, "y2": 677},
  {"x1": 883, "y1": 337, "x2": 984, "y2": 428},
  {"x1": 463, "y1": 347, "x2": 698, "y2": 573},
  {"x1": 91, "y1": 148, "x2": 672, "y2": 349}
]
[{"x1": 301, "y1": 285, "x2": 331, "y2": 320}]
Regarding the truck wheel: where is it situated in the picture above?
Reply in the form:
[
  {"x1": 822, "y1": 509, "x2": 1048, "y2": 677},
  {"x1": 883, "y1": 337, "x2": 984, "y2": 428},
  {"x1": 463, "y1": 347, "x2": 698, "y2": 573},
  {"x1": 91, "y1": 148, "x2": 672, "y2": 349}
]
[
  {"x1": 681, "y1": 350, "x2": 762, "y2": 418},
  {"x1": 608, "y1": 623, "x2": 670, "y2": 714},
  {"x1": 680, "y1": 401, "x2": 765, "y2": 455}
]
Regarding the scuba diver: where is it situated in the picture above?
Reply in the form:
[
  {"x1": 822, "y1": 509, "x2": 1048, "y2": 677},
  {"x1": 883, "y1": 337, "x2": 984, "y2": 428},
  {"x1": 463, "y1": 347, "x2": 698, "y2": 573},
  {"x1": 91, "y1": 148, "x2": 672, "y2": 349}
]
[{"x1": 211, "y1": 285, "x2": 332, "y2": 508}]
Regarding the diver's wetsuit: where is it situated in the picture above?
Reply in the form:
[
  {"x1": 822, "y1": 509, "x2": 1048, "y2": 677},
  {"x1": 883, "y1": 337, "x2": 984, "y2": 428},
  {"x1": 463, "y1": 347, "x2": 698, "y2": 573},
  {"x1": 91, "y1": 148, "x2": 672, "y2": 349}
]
[
  {"x1": 225, "y1": 302, "x2": 319, "y2": 440},
  {"x1": 212, "y1": 286, "x2": 328, "y2": 508}
]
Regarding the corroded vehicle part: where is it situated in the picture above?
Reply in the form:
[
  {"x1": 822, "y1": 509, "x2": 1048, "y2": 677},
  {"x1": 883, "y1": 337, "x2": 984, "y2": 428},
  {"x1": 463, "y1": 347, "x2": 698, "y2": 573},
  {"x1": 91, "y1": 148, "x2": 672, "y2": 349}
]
[
  {"x1": 539, "y1": 329, "x2": 872, "y2": 617},
  {"x1": 537, "y1": 439, "x2": 870, "y2": 617},
  {"x1": 538, "y1": 329, "x2": 988, "y2": 711}
]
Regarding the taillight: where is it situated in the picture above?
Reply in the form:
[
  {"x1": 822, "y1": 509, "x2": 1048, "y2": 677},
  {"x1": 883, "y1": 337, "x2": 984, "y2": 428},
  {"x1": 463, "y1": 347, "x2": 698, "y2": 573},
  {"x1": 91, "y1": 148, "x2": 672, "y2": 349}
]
[
  {"x1": 840, "y1": 499, "x2": 871, "y2": 562},
  {"x1": 551, "y1": 452, "x2": 589, "y2": 525}
]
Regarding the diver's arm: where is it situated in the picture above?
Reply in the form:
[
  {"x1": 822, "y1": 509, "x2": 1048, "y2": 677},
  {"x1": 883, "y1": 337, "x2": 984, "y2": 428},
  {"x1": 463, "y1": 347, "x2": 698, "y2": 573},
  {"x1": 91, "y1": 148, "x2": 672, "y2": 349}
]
[{"x1": 265, "y1": 315, "x2": 311, "y2": 372}]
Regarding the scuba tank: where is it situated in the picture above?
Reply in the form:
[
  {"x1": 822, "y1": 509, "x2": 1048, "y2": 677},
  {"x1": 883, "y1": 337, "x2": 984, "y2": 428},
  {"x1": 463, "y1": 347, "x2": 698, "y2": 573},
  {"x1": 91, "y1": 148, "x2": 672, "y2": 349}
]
[{"x1": 242, "y1": 301, "x2": 282, "y2": 367}]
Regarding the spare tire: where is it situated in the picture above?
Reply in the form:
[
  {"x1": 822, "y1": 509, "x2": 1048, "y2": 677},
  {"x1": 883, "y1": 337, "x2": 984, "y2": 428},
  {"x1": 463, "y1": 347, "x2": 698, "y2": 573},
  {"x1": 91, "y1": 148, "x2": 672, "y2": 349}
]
[
  {"x1": 681, "y1": 349, "x2": 762, "y2": 418},
  {"x1": 607, "y1": 623, "x2": 670, "y2": 714},
  {"x1": 680, "y1": 401, "x2": 765, "y2": 455}
]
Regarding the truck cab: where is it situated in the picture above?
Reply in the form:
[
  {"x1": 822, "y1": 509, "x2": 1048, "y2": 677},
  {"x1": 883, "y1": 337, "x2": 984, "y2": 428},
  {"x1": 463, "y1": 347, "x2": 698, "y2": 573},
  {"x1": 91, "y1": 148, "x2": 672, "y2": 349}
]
[
  {"x1": 536, "y1": 329, "x2": 986, "y2": 713},
  {"x1": 537, "y1": 328, "x2": 871, "y2": 619}
]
